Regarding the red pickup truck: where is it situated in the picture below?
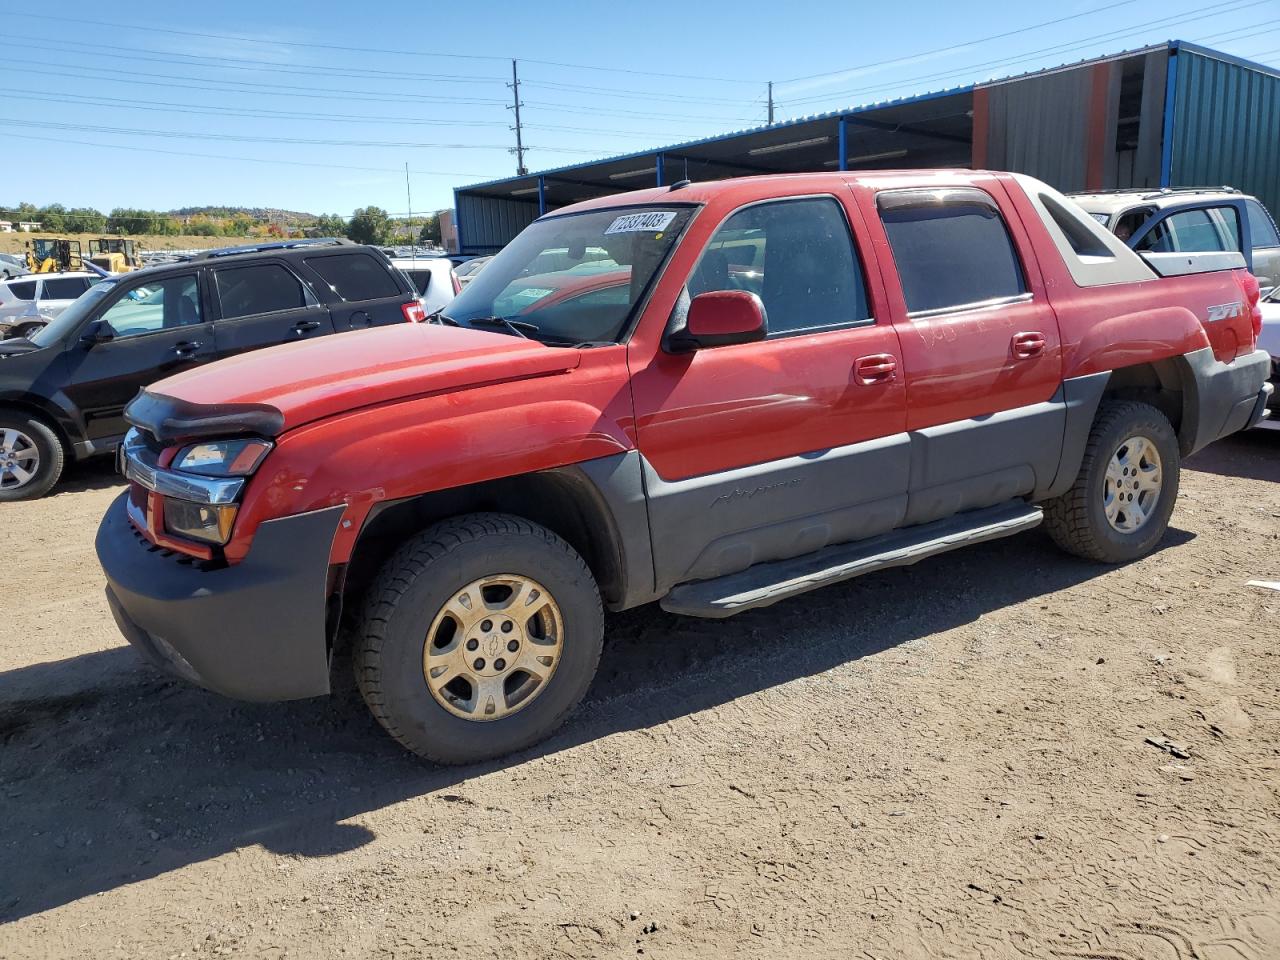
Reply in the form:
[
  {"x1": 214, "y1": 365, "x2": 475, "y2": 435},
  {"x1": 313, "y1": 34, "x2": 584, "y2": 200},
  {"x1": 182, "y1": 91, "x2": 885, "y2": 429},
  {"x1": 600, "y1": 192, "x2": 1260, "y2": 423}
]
[{"x1": 97, "y1": 170, "x2": 1272, "y2": 764}]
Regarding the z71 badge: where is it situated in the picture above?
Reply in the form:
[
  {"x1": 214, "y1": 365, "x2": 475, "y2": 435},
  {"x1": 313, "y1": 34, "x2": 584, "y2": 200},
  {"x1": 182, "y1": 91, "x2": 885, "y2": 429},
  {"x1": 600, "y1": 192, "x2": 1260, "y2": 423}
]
[{"x1": 1207, "y1": 301, "x2": 1243, "y2": 322}]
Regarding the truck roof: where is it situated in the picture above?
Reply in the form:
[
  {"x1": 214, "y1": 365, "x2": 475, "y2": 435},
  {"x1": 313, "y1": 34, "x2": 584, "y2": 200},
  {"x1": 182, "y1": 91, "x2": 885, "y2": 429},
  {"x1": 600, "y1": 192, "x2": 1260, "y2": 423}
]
[{"x1": 1069, "y1": 187, "x2": 1247, "y2": 216}]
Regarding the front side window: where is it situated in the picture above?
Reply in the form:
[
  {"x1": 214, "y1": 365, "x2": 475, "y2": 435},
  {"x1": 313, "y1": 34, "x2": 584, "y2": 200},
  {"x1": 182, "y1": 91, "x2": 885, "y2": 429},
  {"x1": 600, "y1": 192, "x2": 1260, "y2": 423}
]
[
  {"x1": 446, "y1": 205, "x2": 695, "y2": 345},
  {"x1": 878, "y1": 188, "x2": 1027, "y2": 313},
  {"x1": 1246, "y1": 200, "x2": 1280, "y2": 248},
  {"x1": 687, "y1": 197, "x2": 869, "y2": 335},
  {"x1": 305, "y1": 253, "x2": 401, "y2": 301},
  {"x1": 215, "y1": 263, "x2": 308, "y2": 319},
  {"x1": 99, "y1": 275, "x2": 201, "y2": 339}
]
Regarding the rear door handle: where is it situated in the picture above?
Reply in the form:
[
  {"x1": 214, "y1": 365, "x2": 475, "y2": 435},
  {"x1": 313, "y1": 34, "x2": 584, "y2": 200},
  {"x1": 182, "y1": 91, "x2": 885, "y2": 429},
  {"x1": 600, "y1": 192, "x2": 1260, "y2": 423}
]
[
  {"x1": 172, "y1": 341, "x2": 202, "y2": 357},
  {"x1": 854, "y1": 353, "x2": 897, "y2": 385},
  {"x1": 1011, "y1": 331, "x2": 1047, "y2": 359},
  {"x1": 292, "y1": 320, "x2": 321, "y2": 333}
]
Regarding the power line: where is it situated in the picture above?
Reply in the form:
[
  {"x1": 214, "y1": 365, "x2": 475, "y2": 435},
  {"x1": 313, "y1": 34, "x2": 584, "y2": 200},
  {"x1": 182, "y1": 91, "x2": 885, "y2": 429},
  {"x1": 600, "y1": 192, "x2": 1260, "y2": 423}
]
[
  {"x1": 779, "y1": 0, "x2": 1139, "y2": 85},
  {"x1": 0, "y1": 9, "x2": 760, "y2": 84},
  {"x1": 782, "y1": 0, "x2": 1270, "y2": 108},
  {"x1": 1, "y1": 32, "x2": 508, "y2": 84},
  {"x1": 0, "y1": 131, "x2": 499, "y2": 180}
]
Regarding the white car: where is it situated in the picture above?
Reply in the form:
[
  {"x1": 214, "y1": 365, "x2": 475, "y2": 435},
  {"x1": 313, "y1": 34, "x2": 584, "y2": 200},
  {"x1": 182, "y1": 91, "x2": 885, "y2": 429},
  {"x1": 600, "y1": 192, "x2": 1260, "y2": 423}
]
[
  {"x1": 1258, "y1": 290, "x2": 1279, "y2": 431},
  {"x1": 0, "y1": 272, "x2": 101, "y2": 339},
  {"x1": 455, "y1": 255, "x2": 492, "y2": 288},
  {"x1": 389, "y1": 257, "x2": 459, "y2": 317},
  {"x1": 0, "y1": 253, "x2": 29, "y2": 280}
]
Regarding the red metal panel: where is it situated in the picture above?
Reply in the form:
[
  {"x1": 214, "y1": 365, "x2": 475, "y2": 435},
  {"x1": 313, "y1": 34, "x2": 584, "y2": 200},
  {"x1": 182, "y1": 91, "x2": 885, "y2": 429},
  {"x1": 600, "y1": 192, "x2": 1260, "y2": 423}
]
[
  {"x1": 971, "y1": 88, "x2": 989, "y2": 169},
  {"x1": 1084, "y1": 63, "x2": 1113, "y2": 191}
]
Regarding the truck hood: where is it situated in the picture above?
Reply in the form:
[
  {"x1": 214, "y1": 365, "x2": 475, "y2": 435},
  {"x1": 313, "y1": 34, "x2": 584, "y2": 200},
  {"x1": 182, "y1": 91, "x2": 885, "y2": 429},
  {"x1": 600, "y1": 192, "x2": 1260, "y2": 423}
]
[{"x1": 141, "y1": 324, "x2": 582, "y2": 437}]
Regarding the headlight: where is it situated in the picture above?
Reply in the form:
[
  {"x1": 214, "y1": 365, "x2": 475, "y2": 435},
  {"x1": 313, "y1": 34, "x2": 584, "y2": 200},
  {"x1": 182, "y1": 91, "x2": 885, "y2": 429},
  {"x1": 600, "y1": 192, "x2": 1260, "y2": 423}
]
[
  {"x1": 174, "y1": 438, "x2": 272, "y2": 477},
  {"x1": 164, "y1": 500, "x2": 239, "y2": 546}
]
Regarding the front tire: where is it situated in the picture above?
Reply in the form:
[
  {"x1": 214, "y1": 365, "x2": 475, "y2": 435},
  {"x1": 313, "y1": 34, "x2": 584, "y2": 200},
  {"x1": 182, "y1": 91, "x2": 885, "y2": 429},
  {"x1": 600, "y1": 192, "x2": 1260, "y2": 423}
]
[
  {"x1": 1043, "y1": 400, "x2": 1180, "y2": 563},
  {"x1": 0, "y1": 412, "x2": 64, "y2": 501},
  {"x1": 354, "y1": 513, "x2": 604, "y2": 764}
]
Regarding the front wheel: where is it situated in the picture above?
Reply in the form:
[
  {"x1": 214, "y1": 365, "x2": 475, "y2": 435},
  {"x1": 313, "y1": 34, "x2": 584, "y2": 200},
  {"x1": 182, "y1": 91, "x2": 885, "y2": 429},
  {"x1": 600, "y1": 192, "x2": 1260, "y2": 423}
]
[
  {"x1": 0, "y1": 412, "x2": 64, "y2": 501},
  {"x1": 354, "y1": 513, "x2": 604, "y2": 764},
  {"x1": 1043, "y1": 400, "x2": 1180, "y2": 563}
]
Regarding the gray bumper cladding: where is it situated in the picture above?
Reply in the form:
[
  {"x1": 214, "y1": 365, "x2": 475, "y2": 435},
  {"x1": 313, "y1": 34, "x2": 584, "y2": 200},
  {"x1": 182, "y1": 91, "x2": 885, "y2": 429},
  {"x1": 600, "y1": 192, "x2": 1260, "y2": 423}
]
[
  {"x1": 95, "y1": 492, "x2": 345, "y2": 702},
  {"x1": 1183, "y1": 347, "x2": 1272, "y2": 454}
]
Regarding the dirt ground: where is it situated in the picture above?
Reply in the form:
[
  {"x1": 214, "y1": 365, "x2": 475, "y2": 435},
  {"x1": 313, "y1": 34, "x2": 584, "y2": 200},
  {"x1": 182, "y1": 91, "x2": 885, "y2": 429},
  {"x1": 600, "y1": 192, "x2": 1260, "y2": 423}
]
[
  {"x1": 1, "y1": 434, "x2": 1278, "y2": 959},
  {"x1": 0, "y1": 233, "x2": 239, "y2": 258}
]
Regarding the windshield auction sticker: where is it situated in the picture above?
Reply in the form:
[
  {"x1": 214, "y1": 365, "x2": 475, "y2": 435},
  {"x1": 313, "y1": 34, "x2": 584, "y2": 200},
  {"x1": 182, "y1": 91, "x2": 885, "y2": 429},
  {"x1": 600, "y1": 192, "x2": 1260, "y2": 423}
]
[{"x1": 604, "y1": 211, "x2": 678, "y2": 235}]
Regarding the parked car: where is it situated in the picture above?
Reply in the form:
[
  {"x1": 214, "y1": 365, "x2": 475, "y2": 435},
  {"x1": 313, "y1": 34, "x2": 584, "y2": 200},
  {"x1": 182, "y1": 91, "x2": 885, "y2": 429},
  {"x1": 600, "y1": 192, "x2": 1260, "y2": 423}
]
[
  {"x1": 0, "y1": 239, "x2": 423, "y2": 499},
  {"x1": 389, "y1": 256, "x2": 460, "y2": 317},
  {"x1": 0, "y1": 253, "x2": 30, "y2": 280},
  {"x1": 454, "y1": 255, "x2": 492, "y2": 287},
  {"x1": 0, "y1": 271, "x2": 100, "y2": 340},
  {"x1": 98, "y1": 171, "x2": 1270, "y2": 764},
  {"x1": 1258, "y1": 290, "x2": 1280, "y2": 431},
  {"x1": 1070, "y1": 187, "x2": 1280, "y2": 288}
]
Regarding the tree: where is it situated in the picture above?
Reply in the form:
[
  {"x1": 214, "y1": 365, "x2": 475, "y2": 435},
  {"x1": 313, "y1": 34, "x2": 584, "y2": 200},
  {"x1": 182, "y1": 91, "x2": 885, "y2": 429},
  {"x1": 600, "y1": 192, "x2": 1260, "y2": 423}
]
[
  {"x1": 313, "y1": 213, "x2": 347, "y2": 237},
  {"x1": 418, "y1": 213, "x2": 441, "y2": 245},
  {"x1": 346, "y1": 206, "x2": 391, "y2": 245},
  {"x1": 64, "y1": 207, "x2": 107, "y2": 232}
]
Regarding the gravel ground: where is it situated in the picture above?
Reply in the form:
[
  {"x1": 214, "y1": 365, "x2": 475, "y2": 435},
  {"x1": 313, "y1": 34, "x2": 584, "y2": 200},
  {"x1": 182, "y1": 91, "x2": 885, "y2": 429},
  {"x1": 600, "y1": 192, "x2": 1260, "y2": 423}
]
[{"x1": 1, "y1": 434, "x2": 1278, "y2": 959}]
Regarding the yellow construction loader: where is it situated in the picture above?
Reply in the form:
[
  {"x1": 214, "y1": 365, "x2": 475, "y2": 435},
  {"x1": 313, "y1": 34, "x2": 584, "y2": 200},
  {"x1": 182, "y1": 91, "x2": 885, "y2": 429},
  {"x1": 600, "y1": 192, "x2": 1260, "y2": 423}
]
[
  {"x1": 25, "y1": 238, "x2": 82, "y2": 273},
  {"x1": 87, "y1": 237, "x2": 143, "y2": 273}
]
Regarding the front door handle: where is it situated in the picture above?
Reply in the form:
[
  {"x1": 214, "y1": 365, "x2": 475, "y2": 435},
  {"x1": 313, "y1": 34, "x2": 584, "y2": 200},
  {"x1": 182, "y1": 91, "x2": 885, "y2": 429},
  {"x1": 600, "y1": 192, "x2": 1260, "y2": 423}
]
[
  {"x1": 1011, "y1": 331, "x2": 1047, "y2": 359},
  {"x1": 292, "y1": 319, "x2": 322, "y2": 333},
  {"x1": 854, "y1": 353, "x2": 897, "y2": 385},
  {"x1": 172, "y1": 341, "x2": 202, "y2": 357}
]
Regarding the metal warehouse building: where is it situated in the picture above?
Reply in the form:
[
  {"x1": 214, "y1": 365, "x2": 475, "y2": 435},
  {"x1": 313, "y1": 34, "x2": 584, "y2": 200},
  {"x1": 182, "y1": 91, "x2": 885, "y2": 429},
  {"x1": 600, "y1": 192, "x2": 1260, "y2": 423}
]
[{"x1": 454, "y1": 40, "x2": 1280, "y2": 254}]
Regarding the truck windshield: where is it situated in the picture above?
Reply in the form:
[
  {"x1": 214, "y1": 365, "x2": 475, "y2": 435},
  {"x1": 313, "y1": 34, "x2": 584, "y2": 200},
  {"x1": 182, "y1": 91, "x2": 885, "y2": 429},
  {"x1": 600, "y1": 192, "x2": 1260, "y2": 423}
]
[
  {"x1": 444, "y1": 205, "x2": 695, "y2": 344},
  {"x1": 27, "y1": 281, "x2": 116, "y2": 348}
]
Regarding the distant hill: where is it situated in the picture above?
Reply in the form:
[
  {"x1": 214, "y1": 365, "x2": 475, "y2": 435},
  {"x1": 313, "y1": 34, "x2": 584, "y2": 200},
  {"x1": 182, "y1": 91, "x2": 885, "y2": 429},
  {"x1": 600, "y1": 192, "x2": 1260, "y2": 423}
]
[{"x1": 168, "y1": 206, "x2": 319, "y2": 225}]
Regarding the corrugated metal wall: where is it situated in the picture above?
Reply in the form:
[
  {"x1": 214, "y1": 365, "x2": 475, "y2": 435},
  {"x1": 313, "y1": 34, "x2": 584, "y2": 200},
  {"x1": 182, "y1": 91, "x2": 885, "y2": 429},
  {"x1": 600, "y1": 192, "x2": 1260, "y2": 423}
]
[
  {"x1": 1171, "y1": 50, "x2": 1280, "y2": 217},
  {"x1": 457, "y1": 193, "x2": 539, "y2": 254},
  {"x1": 981, "y1": 66, "x2": 1099, "y2": 191}
]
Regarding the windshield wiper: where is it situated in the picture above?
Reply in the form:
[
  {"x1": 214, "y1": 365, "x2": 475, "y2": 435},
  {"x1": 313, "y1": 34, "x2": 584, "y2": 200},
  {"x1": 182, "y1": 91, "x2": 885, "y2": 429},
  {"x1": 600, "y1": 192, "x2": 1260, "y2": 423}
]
[
  {"x1": 466, "y1": 315, "x2": 539, "y2": 340},
  {"x1": 427, "y1": 311, "x2": 460, "y2": 325}
]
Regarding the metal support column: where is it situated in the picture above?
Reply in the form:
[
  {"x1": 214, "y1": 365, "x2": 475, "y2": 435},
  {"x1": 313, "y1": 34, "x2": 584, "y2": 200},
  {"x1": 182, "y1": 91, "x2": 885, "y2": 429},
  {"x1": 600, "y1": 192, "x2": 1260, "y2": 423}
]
[
  {"x1": 837, "y1": 118, "x2": 848, "y2": 171},
  {"x1": 1159, "y1": 46, "x2": 1180, "y2": 188},
  {"x1": 655, "y1": 153, "x2": 665, "y2": 187},
  {"x1": 537, "y1": 176, "x2": 546, "y2": 216}
]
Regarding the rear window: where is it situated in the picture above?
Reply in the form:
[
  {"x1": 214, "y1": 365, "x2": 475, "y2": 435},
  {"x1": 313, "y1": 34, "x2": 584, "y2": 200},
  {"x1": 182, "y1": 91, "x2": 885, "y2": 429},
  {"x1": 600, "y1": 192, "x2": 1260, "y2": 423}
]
[
  {"x1": 1246, "y1": 199, "x2": 1280, "y2": 248},
  {"x1": 878, "y1": 188, "x2": 1027, "y2": 313},
  {"x1": 40, "y1": 277, "x2": 91, "y2": 300},
  {"x1": 8, "y1": 280, "x2": 36, "y2": 300},
  {"x1": 305, "y1": 253, "x2": 401, "y2": 301},
  {"x1": 215, "y1": 263, "x2": 308, "y2": 319},
  {"x1": 403, "y1": 269, "x2": 432, "y2": 296}
]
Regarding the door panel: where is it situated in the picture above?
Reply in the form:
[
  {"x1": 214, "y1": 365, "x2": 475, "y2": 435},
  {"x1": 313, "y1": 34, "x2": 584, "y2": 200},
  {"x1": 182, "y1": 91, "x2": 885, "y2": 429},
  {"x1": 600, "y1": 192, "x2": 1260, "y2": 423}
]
[
  {"x1": 302, "y1": 251, "x2": 408, "y2": 330},
  {"x1": 60, "y1": 273, "x2": 215, "y2": 442},
  {"x1": 210, "y1": 261, "x2": 334, "y2": 358},
  {"x1": 857, "y1": 180, "x2": 1065, "y2": 523},
  {"x1": 629, "y1": 193, "x2": 907, "y2": 589}
]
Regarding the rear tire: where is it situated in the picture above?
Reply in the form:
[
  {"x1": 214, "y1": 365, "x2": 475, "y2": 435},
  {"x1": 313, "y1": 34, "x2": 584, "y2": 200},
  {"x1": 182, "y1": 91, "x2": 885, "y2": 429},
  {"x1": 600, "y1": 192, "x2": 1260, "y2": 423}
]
[
  {"x1": 0, "y1": 411, "x2": 64, "y2": 501},
  {"x1": 1043, "y1": 400, "x2": 1179, "y2": 563},
  {"x1": 354, "y1": 513, "x2": 604, "y2": 765}
]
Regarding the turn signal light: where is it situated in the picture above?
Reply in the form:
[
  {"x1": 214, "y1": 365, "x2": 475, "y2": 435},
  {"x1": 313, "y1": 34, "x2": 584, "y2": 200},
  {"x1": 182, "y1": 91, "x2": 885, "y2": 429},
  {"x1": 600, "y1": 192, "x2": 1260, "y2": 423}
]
[
  {"x1": 403, "y1": 301, "x2": 427, "y2": 323},
  {"x1": 1238, "y1": 271, "x2": 1263, "y2": 340}
]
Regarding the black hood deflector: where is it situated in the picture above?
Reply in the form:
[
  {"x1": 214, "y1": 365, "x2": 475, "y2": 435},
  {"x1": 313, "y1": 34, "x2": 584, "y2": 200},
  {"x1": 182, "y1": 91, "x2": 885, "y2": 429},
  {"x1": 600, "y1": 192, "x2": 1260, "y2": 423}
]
[{"x1": 126, "y1": 390, "x2": 285, "y2": 445}]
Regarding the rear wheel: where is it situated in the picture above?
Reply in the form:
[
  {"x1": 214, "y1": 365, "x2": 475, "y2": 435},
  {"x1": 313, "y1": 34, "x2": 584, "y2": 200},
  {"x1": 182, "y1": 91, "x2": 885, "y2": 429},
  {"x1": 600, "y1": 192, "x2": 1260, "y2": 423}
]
[
  {"x1": 0, "y1": 412, "x2": 64, "y2": 501},
  {"x1": 1043, "y1": 400, "x2": 1179, "y2": 563},
  {"x1": 354, "y1": 513, "x2": 604, "y2": 764}
]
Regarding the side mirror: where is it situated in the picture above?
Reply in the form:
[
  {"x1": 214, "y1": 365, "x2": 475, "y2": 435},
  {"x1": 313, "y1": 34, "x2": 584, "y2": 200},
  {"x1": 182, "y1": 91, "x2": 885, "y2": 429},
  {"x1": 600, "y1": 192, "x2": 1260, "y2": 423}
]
[
  {"x1": 80, "y1": 321, "x2": 114, "y2": 345},
  {"x1": 669, "y1": 290, "x2": 767, "y2": 352}
]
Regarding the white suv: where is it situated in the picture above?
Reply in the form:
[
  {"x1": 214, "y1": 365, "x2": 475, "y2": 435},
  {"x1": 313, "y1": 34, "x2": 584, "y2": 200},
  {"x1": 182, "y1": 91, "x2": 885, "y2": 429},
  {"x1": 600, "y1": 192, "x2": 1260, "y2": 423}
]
[
  {"x1": 389, "y1": 257, "x2": 459, "y2": 317},
  {"x1": 0, "y1": 272, "x2": 101, "y2": 339}
]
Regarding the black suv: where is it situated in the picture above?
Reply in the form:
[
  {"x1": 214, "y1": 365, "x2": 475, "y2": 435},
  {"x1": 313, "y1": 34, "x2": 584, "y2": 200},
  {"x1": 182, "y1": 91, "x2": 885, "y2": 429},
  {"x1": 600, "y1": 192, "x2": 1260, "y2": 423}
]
[{"x1": 0, "y1": 238, "x2": 422, "y2": 500}]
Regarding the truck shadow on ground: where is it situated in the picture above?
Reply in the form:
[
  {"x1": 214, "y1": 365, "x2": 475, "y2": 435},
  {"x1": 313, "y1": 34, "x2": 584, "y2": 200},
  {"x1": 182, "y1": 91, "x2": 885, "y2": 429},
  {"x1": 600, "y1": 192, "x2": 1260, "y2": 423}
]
[
  {"x1": 0, "y1": 525, "x2": 1194, "y2": 924},
  {"x1": 1184, "y1": 429, "x2": 1279, "y2": 483}
]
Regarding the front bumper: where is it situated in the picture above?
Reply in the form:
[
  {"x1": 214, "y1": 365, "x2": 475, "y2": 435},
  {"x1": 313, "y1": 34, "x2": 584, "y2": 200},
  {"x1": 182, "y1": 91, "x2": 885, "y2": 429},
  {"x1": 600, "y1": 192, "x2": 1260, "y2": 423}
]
[
  {"x1": 96, "y1": 492, "x2": 345, "y2": 701},
  {"x1": 1182, "y1": 348, "x2": 1273, "y2": 454}
]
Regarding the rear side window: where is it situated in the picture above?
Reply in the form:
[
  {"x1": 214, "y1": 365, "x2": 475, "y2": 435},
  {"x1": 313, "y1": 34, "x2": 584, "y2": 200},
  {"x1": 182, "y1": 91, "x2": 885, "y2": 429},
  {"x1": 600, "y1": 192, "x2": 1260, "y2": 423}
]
[
  {"x1": 688, "y1": 196, "x2": 870, "y2": 335},
  {"x1": 878, "y1": 188, "x2": 1026, "y2": 313},
  {"x1": 8, "y1": 280, "x2": 36, "y2": 300},
  {"x1": 40, "y1": 277, "x2": 91, "y2": 300},
  {"x1": 215, "y1": 264, "x2": 308, "y2": 319},
  {"x1": 403, "y1": 269, "x2": 432, "y2": 296},
  {"x1": 305, "y1": 253, "x2": 400, "y2": 301},
  {"x1": 1246, "y1": 199, "x2": 1280, "y2": 248}
]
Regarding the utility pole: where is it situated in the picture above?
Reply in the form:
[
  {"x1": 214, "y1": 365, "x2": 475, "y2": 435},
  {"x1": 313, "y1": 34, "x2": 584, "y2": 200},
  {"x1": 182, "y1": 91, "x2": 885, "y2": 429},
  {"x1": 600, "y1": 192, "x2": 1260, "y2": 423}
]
[
  {"x1": 767, "y1": 81, "x2": 774, "y2": 125},
  {"x1": 404, "y1": 161, "x2": 415, "y2": 256},
  {"x1": 508, "y1": 59, "x2": 528, "y2": 176}
]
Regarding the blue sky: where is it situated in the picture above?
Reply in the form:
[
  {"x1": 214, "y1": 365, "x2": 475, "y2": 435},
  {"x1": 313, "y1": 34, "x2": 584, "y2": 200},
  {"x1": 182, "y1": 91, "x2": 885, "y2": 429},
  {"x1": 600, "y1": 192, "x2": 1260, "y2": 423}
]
[{"x1": 1, "y1": 0, "x2": 1276, "y2": 217}]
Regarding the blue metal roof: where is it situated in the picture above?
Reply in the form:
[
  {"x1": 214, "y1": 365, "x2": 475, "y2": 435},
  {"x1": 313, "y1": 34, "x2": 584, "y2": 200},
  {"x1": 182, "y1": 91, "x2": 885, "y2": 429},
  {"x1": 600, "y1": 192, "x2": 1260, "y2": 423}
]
[{"x1": 459, "y1": 40, "x2": 1208, "y2": 194}]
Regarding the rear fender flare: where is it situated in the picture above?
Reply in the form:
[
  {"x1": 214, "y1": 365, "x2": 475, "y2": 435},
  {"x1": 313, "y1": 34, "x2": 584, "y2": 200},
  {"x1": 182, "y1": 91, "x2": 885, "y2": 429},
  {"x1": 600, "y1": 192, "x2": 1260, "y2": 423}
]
[{"x1": 1063, "y1": 306, "x2": 1209, "y2": 380}]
